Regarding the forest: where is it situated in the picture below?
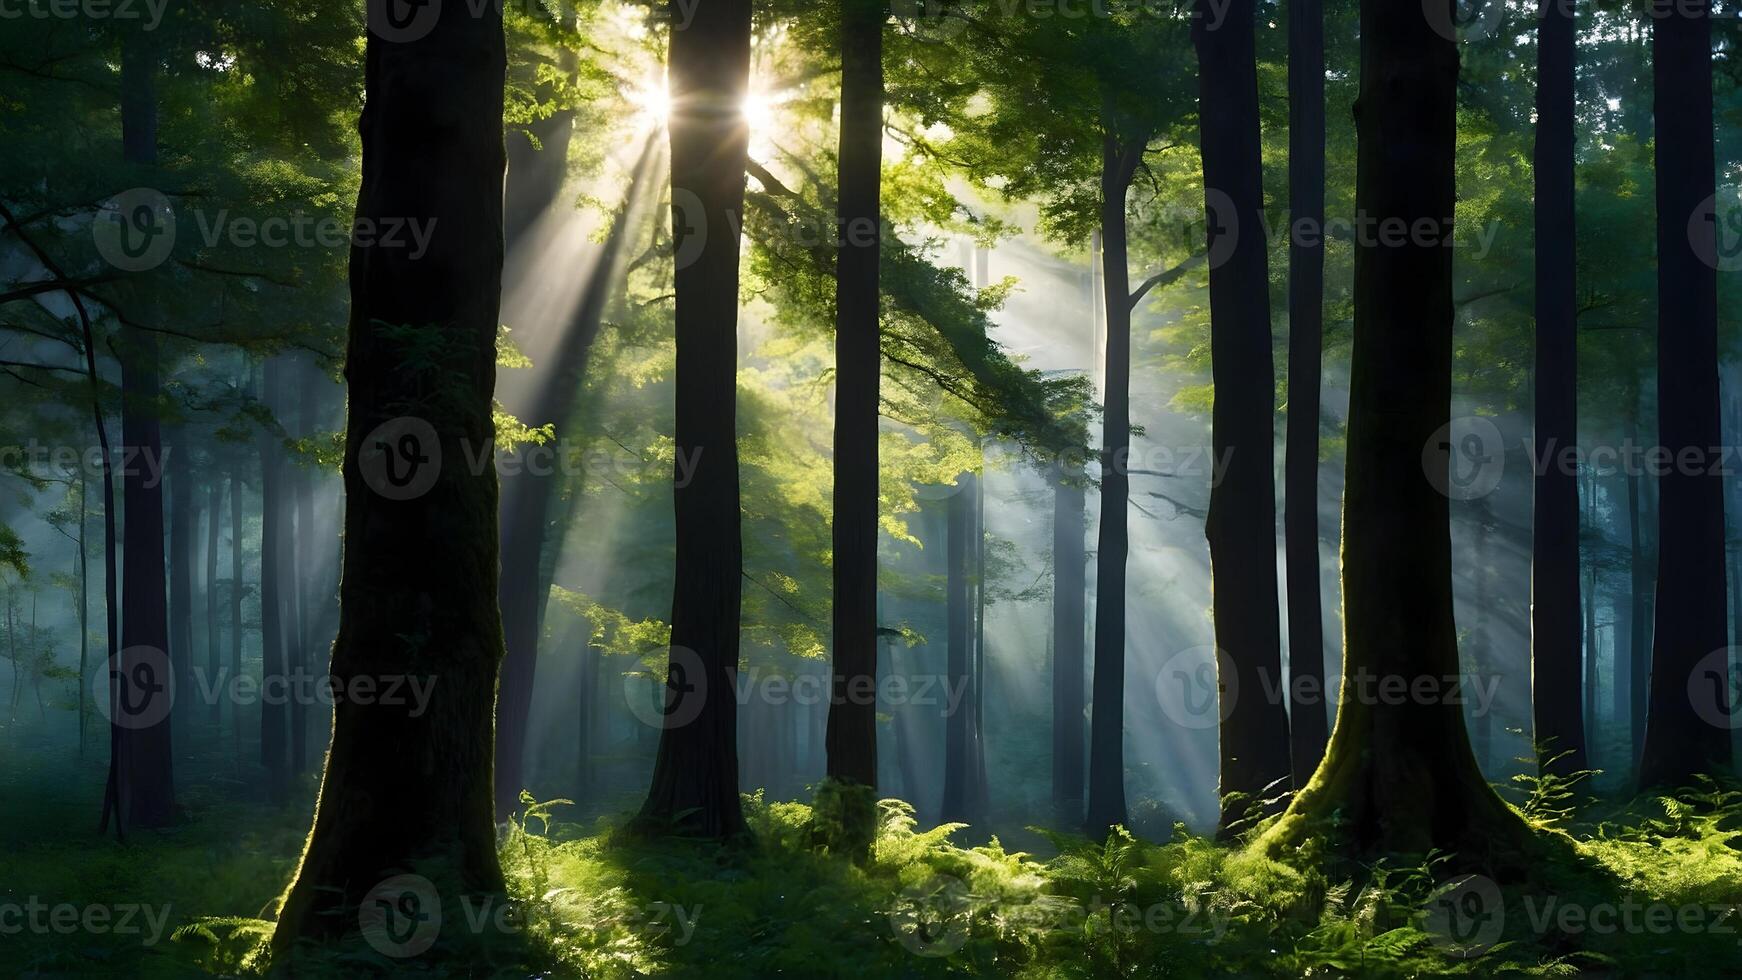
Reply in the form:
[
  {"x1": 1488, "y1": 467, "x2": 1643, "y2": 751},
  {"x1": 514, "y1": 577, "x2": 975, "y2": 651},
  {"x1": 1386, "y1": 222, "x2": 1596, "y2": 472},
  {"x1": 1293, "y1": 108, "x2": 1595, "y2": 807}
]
[{"x1": 3, "y1": 0, "x2": 1742, "y2": 976}]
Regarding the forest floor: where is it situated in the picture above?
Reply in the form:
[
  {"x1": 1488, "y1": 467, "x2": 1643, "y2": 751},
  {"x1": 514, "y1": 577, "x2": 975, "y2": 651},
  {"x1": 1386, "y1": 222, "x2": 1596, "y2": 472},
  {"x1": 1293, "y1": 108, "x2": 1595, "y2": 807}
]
[{"x1": 4, "y1": 736, "x2": 1742, "y2": 978}]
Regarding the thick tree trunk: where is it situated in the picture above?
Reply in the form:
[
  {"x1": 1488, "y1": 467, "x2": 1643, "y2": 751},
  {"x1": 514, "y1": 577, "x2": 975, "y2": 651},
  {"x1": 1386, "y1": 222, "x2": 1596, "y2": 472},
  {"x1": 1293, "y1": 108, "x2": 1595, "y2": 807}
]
[
  {"x1": 1195, "y1": 0, "x2": 1293, "y2": 836},
  {"x1": 1641, "y1": 0, "x2": 1731, "y2": 789},
  {"x1": 1260, "y1": 0, "x2": 1532, "y2": 864},
  {"x1": 1283, "y1": 0, "x2": 1328, "y2": 794},
  {"x1": 1530, "y1": 0, "x2": 1587, "y2": 777},
  {"x1": 634, "y1": 0, "x2": 752, "y2": 839},
  {"x1": 1085, "y1": 136, "x2": 1139, "y2": 836},
  {"x1": 269, "y1": 1, "x2": 510, "y2": 957},
  {"x1": 823, "y1": 0, "x2": 885, "y2": 849},
  {"x1": 1051, "y1": 465, "x2": 1086, "y2": 817}
]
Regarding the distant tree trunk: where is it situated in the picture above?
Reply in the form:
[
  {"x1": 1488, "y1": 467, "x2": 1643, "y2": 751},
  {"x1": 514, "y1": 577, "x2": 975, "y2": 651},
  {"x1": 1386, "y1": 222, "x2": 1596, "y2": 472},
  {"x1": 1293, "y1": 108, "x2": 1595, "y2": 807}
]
[
  {"x1": 1051, "y1": 464, "x2": 1086, "y2": 817},
  {"x1": 823, "y1": 0, "x2": 885, "y2": 852},
  {"x1": 1195, "y1": 0, "x2": 1293, "y2": 835},
  {"x1": 270, "y1": 0, "x2": 509, "y2": 957},
  {"x1": 288, "y1": 375, "x2": 315, "y2": 776},
  {"x1": 206, "y1": 473, "x2": 222, "y2": 729},
  {"x1": 970, "y1": 464, "x2": 990, "y2": 817},
  {"x1": 1471, "y1": 496, "x2": 1496, "y2": 773},
  {"x1": 940, "y1": 472, "x2": 978, "y2": 824},
  {"x1": 1625, "y1": 406, "x2": 1650, "y2": 766},
  {"x1": 258, "y1": 359, "x2": 288, "y2": 796},
  {"x1": 1260, "y1": 0, "x2": 1531, "y2": 862},
  {"x1": 1283, "y1": 0, "x2": 1329, "y2": 794},
  {"x1": 167, "y1": 425, "x2": 195, "y2": 727},
  {"x1": 634, "y1": 0, "x2": 752, "y2": 839},
  {"x1": 1085, "y1": 133, "x2": 1141, "y2": 836},
  {"x1": 113, "y1": 28, "x2": 175, "y2": 829},
  {"x1": 229, "y1": 463, "x2": 244, "y2": 761},
  {"x1": 575, "y1": 644, "x2": 600, "y2": 797},
  {"x1": 1641, "y1": 0, "x2": 1731, "y2": 789},
  {"x1": 1530, "y1": 0, "x2": 1587, "y2": 778},
  {"x1": 76, "y1": 468, "x2": 89, "y2": 757}
]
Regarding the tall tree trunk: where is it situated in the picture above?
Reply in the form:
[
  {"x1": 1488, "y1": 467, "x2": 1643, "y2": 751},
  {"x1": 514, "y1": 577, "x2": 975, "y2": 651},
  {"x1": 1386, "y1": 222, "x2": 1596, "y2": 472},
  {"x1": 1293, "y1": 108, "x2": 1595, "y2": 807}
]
[
  {"x1": 112, "y1": 28, "x2": 175, "y2": 829},
  {"x1": 76, "y1": 468, "x2": 89, "y2": 757},
  {"x1": 270, "y1": 0, "x2": 510, "y2": 957},
  {"x1": 1626, "y1": 405, "x2": 1650, "y2": 766},
  {"x1": 206, "y1": 473, "x2": 222, "y2": 729},
  {"x1": 634, "y1": 0, "x2": 752, "y2": 839},
  {"x1": 288, "y1": 374, "x2": 314, "y2": 777},
  {"x1": 1260, "y1": 0, "x2": 1531, "y2": 863},
  {"x1": 1085, "y1": 134, "x2": 1140, "y2": 836},
  {"x1": 940, "y1": 472, "x2": 978, "y2": 824},
  {"x1": 1641, "y1": 0, "x2": 1731, "y2": 789},
  {"x1": 258, "y1": 359, "x2": 288, "y2": 796},
  {"x1": 1283, "y1": 0, "x2": 1328, "y2": 795},
  {"x1": 823, "y1": 0, "x2": 885, "y2": 852},
  {"x1": 1196, "y1": 0, "x2": 1293, "y2": 836},
  {"x1": 1530, "y1": 0, "x2": 1587, "y2": 777},
  {"x1": 1051, "y1": 464, "x2": 1086, "y2": 817},
  {"x1": 167, "y1": 424, "x2": 195, "y2": 726},
  {"x1": 229, "y1": 463, "x2": 244, "y2": 762}
]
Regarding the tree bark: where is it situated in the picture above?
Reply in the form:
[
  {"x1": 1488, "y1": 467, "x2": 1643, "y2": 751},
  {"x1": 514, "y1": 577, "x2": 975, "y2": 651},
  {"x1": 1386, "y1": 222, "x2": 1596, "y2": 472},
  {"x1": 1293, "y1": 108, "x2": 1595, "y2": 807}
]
[
  {"x1": 1283, "y1": 0, "x2": 1329, "y2": 795},
  {"x1": 1530, "y1": 0, "x2": 1587, "y2": 778},
  {"x1": 1641, "y1": 0, "x2": 1731, "y2": 789},
  {"x1": 206, "y1": 471, "x2": 222, "y2": 730},
  {"x1": 1195, "y1": 0, "x2": 1293, "y2": 835},
  {"x1": 167, "y1": 424, "x2": 195, "y2": 727},
  {"x1": 270, "y1": 0, "x2": 510, "y2": 956},
  {"x1": 940, "y1": 472, "x2": 978, "y2": 824},
  {"x1": 258, "y1": 359, "x2": 288, "y2": 795},
  {"x1": 1085, "y1": 135, "x2": 1140, "y2": 837},
  {"x1": 634, "y1": 0, "x2": 753, "y2": 839},
  {"x1": 1259, "y1": 0, "x2": 1532, "y2": 864},
  {"x1": 229, "y1": 463, "x2": 244, "y2": 761},
  {"x1": 823, "y1": 0, "x2": 885, "y2": 847}
]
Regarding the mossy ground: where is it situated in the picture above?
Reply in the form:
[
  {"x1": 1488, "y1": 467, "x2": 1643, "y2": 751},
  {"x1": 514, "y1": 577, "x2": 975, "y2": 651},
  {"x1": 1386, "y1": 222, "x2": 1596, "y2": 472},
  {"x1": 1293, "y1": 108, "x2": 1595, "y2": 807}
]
[{"x1": 4, "y1": 739, "x2": 1741, "y2": 978}]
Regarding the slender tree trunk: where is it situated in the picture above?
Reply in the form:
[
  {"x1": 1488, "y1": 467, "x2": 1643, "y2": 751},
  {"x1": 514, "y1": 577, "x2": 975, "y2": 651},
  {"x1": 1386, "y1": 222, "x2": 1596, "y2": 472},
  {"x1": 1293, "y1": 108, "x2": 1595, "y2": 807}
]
[
  {"x1": 1626, "y1": 407, "x2": 1650, "y2": 766},
  {"x1": 1530, "y1": 0, "x2": 1587, "y2": 777},
  {"x1": 206, "y1": 473, "x2": 222, "y2": 729},
  {"x1": 1051, "y1": 464, "x2": 1086, "y2": 817},
  {"x1": 270, "y1": 0, "x2": 510, "y2": 956},
  {"x1": 287, "y1": 374, "x2": 314, "y2": 777},
  {"x1": 258, "y1": 359, "x2": 288, "y2": 796},
  {"x1": 76, "y1": 468, "x2": 89, "y2": 757},
  {"x1": 1085, "y1": 135, "x2": 1140, "y2": 836},
  {"x1": 1195, "y1": 0, "x2": 1293, "y2": 835},
  {"x1": 823, "y1": 0, "x2": 885, "y2": 852},
  {"x1": 635, "y1": 0, "x2": 752, "y2": 839},
  {"x1": 970, "y1": 461, "x2": 990, "y2": 818},
  {"x1": 1260, "y1": 0, "x2": 1531, "y2": 863},
  {"x1": 1283, "y1": 0, "x2": 1328, "y2": 794},
  {"x1": 167, "y1": 424, "x2": 195, "y2": 729},
  {"x1": 229, "y1": 463, "x2": 244, "y2": 762},
  {"x1": 940, "y1": 472, "x2": 977, "y2": 824},
  {"x1": 1642, "y1": 0, "x2": 1731, "y2": 788}
]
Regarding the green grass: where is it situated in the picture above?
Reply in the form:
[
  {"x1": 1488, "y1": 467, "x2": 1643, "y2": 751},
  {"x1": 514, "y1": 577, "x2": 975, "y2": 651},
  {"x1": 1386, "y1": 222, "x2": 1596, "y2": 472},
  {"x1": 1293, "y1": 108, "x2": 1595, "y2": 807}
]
[{"x1": 5, "y1": 742, "x2": 1742, "y2": 978}]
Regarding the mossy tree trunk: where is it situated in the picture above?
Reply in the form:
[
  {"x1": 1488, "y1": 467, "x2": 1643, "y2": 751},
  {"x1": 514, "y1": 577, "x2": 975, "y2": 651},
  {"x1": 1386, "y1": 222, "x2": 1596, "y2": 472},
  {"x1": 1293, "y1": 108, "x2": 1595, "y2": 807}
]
[
  {"x1": 269, "y1": 0, "x2": 510, "y2": 958},
  {"x1": 634, "y1": 0, "x2": 753, "y2": 839},
  {"x1": 1260, "y1": 0, "x2": 1532, "y2": 865}
]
